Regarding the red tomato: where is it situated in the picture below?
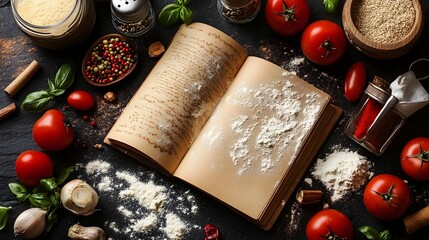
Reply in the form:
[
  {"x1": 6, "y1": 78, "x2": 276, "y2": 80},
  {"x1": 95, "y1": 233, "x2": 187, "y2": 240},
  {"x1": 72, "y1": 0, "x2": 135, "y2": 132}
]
[
  {"x1": 401, "y1": 137, "x2": 429, "y2": 181},
  {"x1": 265, "y1": 0, "x2": 310, "y2": 36},
  {"x1": 301, "y1": 20, "x2": 347, "y2": 65},
  {"x1": 15, "y1": 150, "x2": 54, "y2": 187},
  {"x1": 67, "y1": 90, "x2": 95, "y2": 111},
  {"x1": 306, "y1": 209, "x2": 353, "y2": 240},
  {"x1": 363, "y1": 174, "x2": 410, "y2": 220},
  {"x1": 344, "y1": 62, "x2": 366, "y2": 102},
  {"x1": 33, "y1": 109, "x2": 74, "y2": 151}
]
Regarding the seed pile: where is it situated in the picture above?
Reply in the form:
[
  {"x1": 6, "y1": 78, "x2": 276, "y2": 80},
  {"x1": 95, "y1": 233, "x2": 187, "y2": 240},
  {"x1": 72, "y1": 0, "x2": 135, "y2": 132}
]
[
  {"x1": 352, "y1": 0, "x2": 415, "y2": 44},
  {"x1": 84, "y1": 37, "x2": 137, "y2": 84}
]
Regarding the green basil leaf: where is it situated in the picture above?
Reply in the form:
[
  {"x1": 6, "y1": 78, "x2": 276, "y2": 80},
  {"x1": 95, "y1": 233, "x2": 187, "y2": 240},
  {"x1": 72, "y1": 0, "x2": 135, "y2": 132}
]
[
  {"x1": 46, "y1": 207, "x2": 59, "y2": 233},
  {"x1": 176, "y1": 0, "x2": 184, "y2": 5},
  {"x1": 0, "y1": 206, "x2": 12, "y2": 231},
  {"x1": 9, "y1": 183, "x2": 29, "y2": 201},
  {"x1": 29, "y1": 193, "x2": 52, "y2": 209},
  {"x1": 21, "y1": 90, "x2": 54, "y2": 112},
  {"x1": 56, "y1": 166, "x2": 75, "y2": 186},
  {"x1": 159, "y1": 3, "x2": 182, "y2": 27},
  {"x1": 40, "y1": 177, "x2": 58, "y2": 192},
  {"x1": 49, "y1": 191, "x2": 60, "y2": 208},
  {"x1": 48, "y1": 88, "x2": 65, "y2": 97},
  {"x1": 180, "y1": 7, "x2": 193, "y2": 25},
  {"x1": 323, "y1": 0, "x2": 338, "y2": 14},
  {"x1": 379, "y1": 230, "x2": 391, "y2": 240},
  {"x1": 54, "y1": 64, "x2": 74, "y2": 89},
  {"x1": 183, "y1": 0, "x2": 191, "y2": 6},
  {"x1": 359, "y1": 226, "x2": 381, "y2": 240}
]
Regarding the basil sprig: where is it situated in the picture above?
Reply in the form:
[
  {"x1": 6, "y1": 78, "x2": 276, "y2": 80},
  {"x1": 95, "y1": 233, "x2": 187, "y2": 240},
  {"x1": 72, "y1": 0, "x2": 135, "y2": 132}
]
[
  {"x1": 323, "y1": 0, "x2": 339, "y2": 14},
  {"x1": 0, "y1": 206, "x2": 12, "y2": 230},
  {"x1": 21, "y1": 64, "x2": 74, "y2": 112},
  {"x1": 159, "y1": 0, "x2": 193, "y2": 27},
  {"x1": 359, "y1": 226, "x2": 392, "y2": 240},
  {"x1": 8, "y1": 166, "x2": 75, "y2": 233}
]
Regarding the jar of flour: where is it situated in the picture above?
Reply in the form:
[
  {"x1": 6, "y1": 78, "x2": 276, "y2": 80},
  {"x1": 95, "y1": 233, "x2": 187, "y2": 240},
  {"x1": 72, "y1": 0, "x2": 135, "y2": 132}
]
[{"x1": 11, "y1": 0, "x2": 96, "y2": 50}]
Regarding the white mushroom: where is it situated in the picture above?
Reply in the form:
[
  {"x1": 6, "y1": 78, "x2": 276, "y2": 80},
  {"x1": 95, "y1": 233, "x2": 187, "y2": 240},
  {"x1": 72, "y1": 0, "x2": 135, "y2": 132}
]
[{"x1": 61, "y1": 179, "x2": 99, "y2": 216}]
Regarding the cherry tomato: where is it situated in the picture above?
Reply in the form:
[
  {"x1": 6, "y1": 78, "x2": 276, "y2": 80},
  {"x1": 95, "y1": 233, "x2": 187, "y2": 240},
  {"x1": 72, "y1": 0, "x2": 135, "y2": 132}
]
[
  {"x1": 306, "y1": 209, "x2": 353, "y2": 240},
  {"x1": 363, "y1": 174, "x2": 410, "y2": 221},
  {"x1": 67, "y1": 90, "x2": 95, "y2": 111},
  {"x1": 401, "y1": 137, "x2": 429, "y2": 181},
  {"x1": 33, "y1": 109, "x2": 74, "y2": 151},
  {"x1": 15, "y1": 150, "x2": 54, "y2": 187},
  {"x1": 344, "y1": 62, "x2": 366, "y2": 102},
  {"x1": 301, "y1": 20, "x2": 347, "y2": 65},
  {"x1": 265, "y1": 0, "x2": 310, "y2": 36}
]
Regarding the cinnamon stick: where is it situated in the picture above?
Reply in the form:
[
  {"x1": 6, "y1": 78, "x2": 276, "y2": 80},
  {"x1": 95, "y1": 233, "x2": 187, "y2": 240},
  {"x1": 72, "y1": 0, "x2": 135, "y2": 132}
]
[
  {"x1": 5, "y1": 60, "x2": 40, "y2": 97},
  {"x1": 296, "y1": 190, "x2": 323, "y2": 205},
  {"x1": 0, "y1": 103, "x2": 17, "y2": 121},
  {"x1": 403, "y1": 206, "x2": 429, "y2": 234}
]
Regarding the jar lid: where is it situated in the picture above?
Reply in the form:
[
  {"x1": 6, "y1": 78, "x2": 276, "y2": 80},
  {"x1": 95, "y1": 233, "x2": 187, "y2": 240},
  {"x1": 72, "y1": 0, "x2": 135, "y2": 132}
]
[
  {"x1": 221, "y1": 0, "x2": 253, "y2": 8},
  {"x1": 111, "y1": 0, "x2": 150, "y2": 23}
]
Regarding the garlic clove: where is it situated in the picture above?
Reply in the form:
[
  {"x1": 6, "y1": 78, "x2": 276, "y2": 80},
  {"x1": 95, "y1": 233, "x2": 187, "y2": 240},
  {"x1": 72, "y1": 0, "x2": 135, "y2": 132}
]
[
  {"x1": 68, "y1": 224, "x2": 106, "y2": 240},
  {"x1": 14, "y1": 208, "x2": 47, "y2": 239},
  {"x1": 61, "y1": 179, "x2": 99, "y2": 216}
]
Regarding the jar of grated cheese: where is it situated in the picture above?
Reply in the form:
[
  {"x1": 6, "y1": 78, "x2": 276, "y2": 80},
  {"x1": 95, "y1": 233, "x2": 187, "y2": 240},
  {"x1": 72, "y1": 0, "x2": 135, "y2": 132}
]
[{"x1": 11, "y1": 0, "x2": 96, "y2": 50}]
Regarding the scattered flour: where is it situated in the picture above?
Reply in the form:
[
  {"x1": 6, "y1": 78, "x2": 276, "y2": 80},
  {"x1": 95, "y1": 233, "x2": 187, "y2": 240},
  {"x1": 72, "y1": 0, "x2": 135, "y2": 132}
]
[
  {"x1": 83, "y1": 160, "x2": 199, "y2": 240},
  {"x1": 311, "y1": 146, "x2": 374, "y2": 202},
  {"x1": 226, "y1": 75, "x2": 323, "y2": 175}
]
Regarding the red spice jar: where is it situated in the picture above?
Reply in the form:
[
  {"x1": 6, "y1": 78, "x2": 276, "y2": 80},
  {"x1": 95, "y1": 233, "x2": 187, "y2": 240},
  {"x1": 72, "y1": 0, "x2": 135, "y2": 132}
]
[{"x1": 345, "y1": 76, "x2": 406, "y2": 155}]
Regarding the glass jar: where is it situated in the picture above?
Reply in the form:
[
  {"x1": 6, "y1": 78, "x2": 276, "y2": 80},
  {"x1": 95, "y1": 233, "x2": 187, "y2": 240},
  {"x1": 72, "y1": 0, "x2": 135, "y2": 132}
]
[
  {"x1": 217, "y1": 0, "x2": 261, "y2": 24},
  {"x1": 344, "y1": 76, "x2": 406, "y2": 155},
  {"x1": 11, "y1": 0, "x2": 96, "y2": 50},
  {"x1": 111, "y1": 0, "x2": 155, "y2": 37}
]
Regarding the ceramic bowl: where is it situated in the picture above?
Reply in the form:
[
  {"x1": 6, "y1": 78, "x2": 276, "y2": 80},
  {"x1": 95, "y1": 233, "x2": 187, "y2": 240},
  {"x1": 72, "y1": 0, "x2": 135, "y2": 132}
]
[
  {"x1": 342, "y1": 0, "x2": 423, "y2": 59},
  {"x1": 82, "y1": 33, "x2": 138, "y2": 87}
]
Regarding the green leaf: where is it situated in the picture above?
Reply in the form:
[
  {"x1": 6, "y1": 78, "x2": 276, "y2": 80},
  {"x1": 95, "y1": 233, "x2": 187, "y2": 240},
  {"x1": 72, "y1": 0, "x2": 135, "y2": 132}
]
[
  {"x1": 49, "y1": 191, "x2": 61, "y2": 208},
  {"x1": 176, "y1": 0, "x2": 184, "y2": 5},
  {"x1": 29, "y1": 193, "x2": 52, "y2": 209},
  {"x1": 56, "y1": 166, "x2": 75, "y2": 186},
  {"x1": 40, "y1": 177, "x2": 58, "y2": 192},
  {"x1": 359, "y1": 226, "x2": 392, "y2": 240},
  {"x1": 180, "y1": 7, "x2": 193, "y2": 25},
  {"x1": 21, "y1": 90, "x2": 54, "y2": 112},
  {"x1": 183, "y1": 0, "x2": 191, "y2": 6},
  {"x1": 323, "y1": 0, "x2": 339, "y2": 14},
  {"x1": 54, "y1": 64, "x2": 74, "y2": 89},
  {"x1": 9, "y1": 183, "x2": 29, "y2": 202},
  {"x1": 0, "y1": 206, "x2": 12, "y2": 231},
  {"x1": 45, "y1": 207, "x2": 59, "y2": 233},
  {"x1": 159, "y1": 3, "x2": 182, "y2": 26}
]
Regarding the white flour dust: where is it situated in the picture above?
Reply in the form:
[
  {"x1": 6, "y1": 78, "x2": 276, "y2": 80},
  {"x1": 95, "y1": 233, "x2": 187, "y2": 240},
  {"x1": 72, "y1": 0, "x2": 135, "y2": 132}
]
[
  {"x1": 311, "y1": 146, "x2": 374, "y2": 202},
  {"x1": 225, "y1": 73, "x2": 323, "y2": 175},
  {"x1": 82, "y1": 160, "x2": 199, "y2": 240}
]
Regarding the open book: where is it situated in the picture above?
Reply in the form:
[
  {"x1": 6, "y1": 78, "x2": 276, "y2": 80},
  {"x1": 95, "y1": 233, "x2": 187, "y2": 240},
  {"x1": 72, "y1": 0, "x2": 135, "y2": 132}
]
[{"x1": 104, "y1": 22, "x2": 342, "y2": 230}]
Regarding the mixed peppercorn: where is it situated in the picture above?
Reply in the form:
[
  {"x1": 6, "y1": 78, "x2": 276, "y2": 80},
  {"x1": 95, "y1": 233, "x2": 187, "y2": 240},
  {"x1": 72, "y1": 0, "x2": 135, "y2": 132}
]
[{"x1": 84, "y1": 37, "x2": 137, "y2": 84}]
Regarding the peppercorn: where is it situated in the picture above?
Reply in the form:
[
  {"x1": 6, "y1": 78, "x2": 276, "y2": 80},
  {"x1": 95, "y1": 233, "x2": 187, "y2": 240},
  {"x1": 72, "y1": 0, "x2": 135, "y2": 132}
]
[
  {"x1": 84, "y1": 37, "x2": 136, "y2": 84},
  {"x1": 104, "y1": 91, "x2": 117, "y2": 102},
  {"x1": 90, "y1": 121, "x2": 97, "y2": 127}
]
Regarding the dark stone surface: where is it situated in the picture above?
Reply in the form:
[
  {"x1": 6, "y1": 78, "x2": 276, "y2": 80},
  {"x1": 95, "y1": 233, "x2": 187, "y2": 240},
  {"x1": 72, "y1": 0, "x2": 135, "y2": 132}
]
[{"x1": 1, "y1": 0, "x2": 429, "y2": 239}]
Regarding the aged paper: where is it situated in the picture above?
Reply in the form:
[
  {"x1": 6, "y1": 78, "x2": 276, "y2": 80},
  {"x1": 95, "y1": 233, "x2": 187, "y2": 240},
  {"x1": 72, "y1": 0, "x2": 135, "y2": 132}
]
[{"x1": 106, "y1": 23, "x2": 248, "y2": 173}]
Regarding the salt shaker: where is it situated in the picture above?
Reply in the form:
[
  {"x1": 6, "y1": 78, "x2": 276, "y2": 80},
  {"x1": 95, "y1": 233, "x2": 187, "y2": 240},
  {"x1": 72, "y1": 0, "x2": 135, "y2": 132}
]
[
  {"x1": 217, "y1": 0, "x2": 261, "y2": 24},
  {"x1": 111, "y1": 0, "x2": 155, "y2": 37}
]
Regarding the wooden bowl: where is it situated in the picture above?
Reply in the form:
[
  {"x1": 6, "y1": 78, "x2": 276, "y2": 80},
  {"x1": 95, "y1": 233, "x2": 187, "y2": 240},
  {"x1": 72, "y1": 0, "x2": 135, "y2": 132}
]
[
  {"x1": 82, "y1": 33, "x2": 138, "y2": 87},
  {"x1": 342, "y1": 0, "x2": 423, "y2": 59}
]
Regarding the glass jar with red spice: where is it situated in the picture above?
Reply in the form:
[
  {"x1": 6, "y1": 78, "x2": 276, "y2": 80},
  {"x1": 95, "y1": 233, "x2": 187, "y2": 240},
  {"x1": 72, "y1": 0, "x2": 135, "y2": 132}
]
[{"x1": 344, "y1": 76, "x2": 406, "y2": 155}]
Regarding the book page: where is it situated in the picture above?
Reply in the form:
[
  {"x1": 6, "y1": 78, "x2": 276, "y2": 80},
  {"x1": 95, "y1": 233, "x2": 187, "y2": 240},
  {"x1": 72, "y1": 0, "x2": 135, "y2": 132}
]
[
  {"x1": 105, "y1": 23, "x2": 248, "y2": 174},
  {"x1": 174, "y1": 56, "x2": 331, "y2": 219}
]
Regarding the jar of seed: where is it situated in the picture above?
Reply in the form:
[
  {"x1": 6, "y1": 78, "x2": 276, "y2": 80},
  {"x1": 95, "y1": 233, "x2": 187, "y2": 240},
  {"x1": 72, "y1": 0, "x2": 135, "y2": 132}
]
[
  {"x1": 111, "y1": 0, "x2": 155, "y2": 37},
  {"x1": 217, "y1": 0, "x2": 261, "y2": 24}
]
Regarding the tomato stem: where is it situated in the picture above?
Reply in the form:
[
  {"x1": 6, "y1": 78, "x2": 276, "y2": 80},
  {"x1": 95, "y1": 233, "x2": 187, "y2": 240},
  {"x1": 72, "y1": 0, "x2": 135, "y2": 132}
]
[
  {"x1": 276, "y1": 1, "x2": 296, "y2": 22},
  {"x1": 320, "y1": 226, "x2": 346, "y2": 240},
  {"x1": 372, "y1": 184, "x2": 398, "y2": 208},
  {"x1": 319, "y1": 38, "x2": 336, "y2": 58}
]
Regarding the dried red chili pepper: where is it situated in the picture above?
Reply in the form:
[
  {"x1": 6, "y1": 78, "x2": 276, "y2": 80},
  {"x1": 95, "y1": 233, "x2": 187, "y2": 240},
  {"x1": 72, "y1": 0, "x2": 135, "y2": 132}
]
[
  {"x1": 204, "y1": 223, "x2": 221, "y2": 240},
  {"x1": 354, "y1": 98, "x2": 383, "y2": 139}
]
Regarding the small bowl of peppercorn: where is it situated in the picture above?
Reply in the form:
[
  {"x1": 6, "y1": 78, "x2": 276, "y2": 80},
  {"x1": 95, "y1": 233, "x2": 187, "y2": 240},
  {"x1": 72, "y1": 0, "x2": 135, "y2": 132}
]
[
  {"x1": 342, "y1": 0, "x2": 423, "y2": 59},
  {"x1": 82, "y1": 33, "x2": 138, "y2": 86}
]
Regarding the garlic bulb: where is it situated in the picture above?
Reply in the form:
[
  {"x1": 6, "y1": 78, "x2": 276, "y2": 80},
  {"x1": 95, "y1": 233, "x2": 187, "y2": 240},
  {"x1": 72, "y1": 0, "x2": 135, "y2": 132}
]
[
  {"x1": 68, "y1": 224, "x2": 106, "y2": 240},
  {"x1": 14, "y1": 208, "x2": 47, "y2": 239},
  {"x1": 61, "y1": 179, "x2": 99, "y2": 216}
]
